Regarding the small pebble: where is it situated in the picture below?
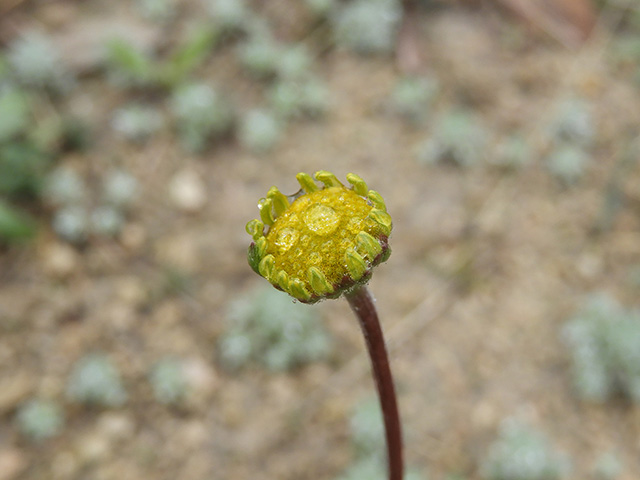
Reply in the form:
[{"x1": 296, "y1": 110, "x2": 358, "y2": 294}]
[
  {"x1": 42, "y1": 242, "x2": 79, "y2": 279},
  {"x1": 119, "y1": 223, "x2": 146, "y2": 251},
  {"x1": 114, "y1": 275, "x2": 147, "y2": 307},
  {"x1": 51, "y1": 451, "x2": 80, "y2": 479},
  {"x1": 182, "y1": 357, "x2": 218, "y2": 396},
  {"x1": 75, "y1": 433, "x2": 111, "y2": 464},
  {"x1": 0, "y1": 449, "x2": 28, "y2": 480},
  {"x1": 0, "y1": 374, "x2": 32, "y2": 414},
  {"x1": 154, "y1": 234, "x2": 199, "y2": 272},
  {"x1": 168, "y1": 169, "x2": 207, "y2": 213},
  {"x1": 96, "y1": 412, "x2": 135, "y2": 440}
]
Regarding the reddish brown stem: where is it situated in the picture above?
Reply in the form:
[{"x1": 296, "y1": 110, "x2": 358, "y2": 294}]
[{"x1": 346, "y1": 286, "x2": 403, "y2": 480}]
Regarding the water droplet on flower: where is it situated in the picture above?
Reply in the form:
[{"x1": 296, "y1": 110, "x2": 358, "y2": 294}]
[
  {"x1": 275, "y1": 227, "x2": 299, "y2": 253},
  {"x1": 347, "y1": 216, "x2": 362, "y2": 233},
  {"x1": 309, "y1": 252, "x2": 322, "y2": 264},
  {"x1": 304, "y1": 203, "x2": 339, "y2": 235}
]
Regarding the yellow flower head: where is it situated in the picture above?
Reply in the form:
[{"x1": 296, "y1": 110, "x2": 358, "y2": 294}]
[{"x1": 246, "y1": 170, "x2": 392, "y2": 303}]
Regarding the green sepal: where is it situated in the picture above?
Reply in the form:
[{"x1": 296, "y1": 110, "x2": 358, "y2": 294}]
[
  {"x1": 296, "y1": 172, "x2": 319, "y2": 193},
  {"x1": 247, "y1": 242, "x2": 262, "y2": 274},
  {"x1": 346, "y1": 173, "x2": 368, "y2": 196},
  {"x1": 345, "y1": 248, "x2": 367, "y2": 281},
  {"x1": 267, "y1": 187, "x2": 289, "y2": 217},
  {"x1": 245, "y1": 219, "x2": 264, "y2": 241},
  {"x1": 314, "y1": 170, "x2": 343, "y2": 188}
]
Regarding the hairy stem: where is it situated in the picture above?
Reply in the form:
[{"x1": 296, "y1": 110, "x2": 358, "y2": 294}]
[{"x1": 346, "y1": 285, "x2": 403, "y2": 480}]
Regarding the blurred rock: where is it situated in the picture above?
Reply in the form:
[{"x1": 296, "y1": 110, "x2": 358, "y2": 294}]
[
  {"x1": 176, "y1": 420, "x2": 209, "y2": 448},
  {"x1": 114, "y1": 275, "x2": 147, "y2": 308},
  {"x1": 51, "y1": 451, "x2": 80, "y2": 479},
  {"x1": 105, "y1": 303, "x2": 137, "y2": 331},
  {"x1": 37, "y1": 1, "x2": 77, "y2": 28},
  {"x1": 42, "y1": 242, "x2": 79, "y2": 279},
  {"x1": 0, "y1": 373, "x2": 32, "y2": 414},
  {"x1": 151, "y1": 300, "x2": 183, "y2": 327},
  {"x1": 266, "y1": 376, "x2": 297, "y2": 411},
  {"x1": 183, "y1": 357, "x2": 219, "y2": 400},
  {"x1": 52, "y1": 10, "x2": 162, "y2": 72},
  {"x1": 0, "y1": 449, "x2": 27, "y2": 480},
  {"x1": 119, "y1": 223, "x2": 147, "y2": 251},
  {"x1": 472, "y1": 400, "x2": 498, "y2": 429},
  {"x1": 168, "y1": 169, "x2": 207, "y2": 213},
  {"x1": 96, "y1": 412, "x2": 135, "y2": 441},
  {"x1": 154, "y1": 234, "x2": 199, "y2": 272},
  {"x1": 75, "y1": 433, "x2": 111, "y2": 465},
  {"x1": 576, "y1": 252, "x2": 603, "y2": 280},
  {"x1": 497, "y1": 0, "x2": 596, "y2": 47},
  {"x1": 0, "y1": 286, "x2": 35, "y2": 326}
]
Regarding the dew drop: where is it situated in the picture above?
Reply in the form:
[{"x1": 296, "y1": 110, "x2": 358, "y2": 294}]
[
  {"x1": 308, "y1": 252, "x2": 322, "y2": 264},
  {"x1": 275, "y1": 227, "x2": 299, "y2": 253},
  {"x1": 304, "y1": 203, "x2": 339, "y2": 235},
  {"x1": 347, "y1": 216, "x2": 362, "y2": 233}
]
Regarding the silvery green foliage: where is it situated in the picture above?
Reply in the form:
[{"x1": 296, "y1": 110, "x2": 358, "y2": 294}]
[
  {"x1": 149, "y1": 357, "x2": 188, "y2": 405},
  {"x1": 543, "y1": 97, "x2": 594, "y2": 184},
  {"x1": 417, "y1": 110, "x2": 488, "y2": 167},
  {"x1": 268, "y1": 79, "x2": 330, "y2": 119},
  {"x1": 102, "y1": 169, "x2": 139, "y2": 207},
  {"x1": 562, "y1": 295, "x2": 622, "y2": 401},
  {"x1": 404, "y1": 471, "x2": 426, "y2": 480},
  {"x1": 305, "y1": 0, "x2": 335, "y2": 16},
  {"x1": 205, "y1": 0, "x2": 249, "y2": 30},
  {"x1": 335, "y1": 455, "x2": 426, "y2": 480},
  {"x1": 136, "y1": 0, "x2": 176, "y2": 22},
  {"x1": 171, "y1": 83, "x2": 233, "y2": 152},
  {"x1": 545, "y1": 145, "x2": 589, "y2": 185},
  {"x1": 46, "y1": 168, "x2": 89, "y2": 242},
  {"x1": 0, "y1": 54, "x2": 8, "y2": 81},
  {"x1": 334, "y1": 397, "x2": 427, "y2": 480},
  {"x1": 601, "y1": 314, "x2": 640, "y2": 401},
  {"x1": 628, "y1": 265, "x2": 640, "y2": 288},
  {"x1": 239, "y1": 35, "x2": 282, "y2": 78},
  {"x1": 0, "y1": 141, "x2": 49, "y2": 199},
  {"x1": 112, "y1": 105, "x2": 163, "y2": 143},
  {"x1": 0, "y1": 87, "x2": 30, "y2": 142},
  {"x1": 52, "y1": 205, "x2": 89, "y2": 243},
  {"x1": 219, "y1": 286, "x2": 331, "y2": 371},
  {"x1": 547, "y1": 98, "x2": 595, "y2": 147},
  {"x1": 239, "y1": 109, "x2": 282, "y2": 153},
  {"x1": 277, "y1": 46, "x2": 314, "y2": 80},
  {"x1": 90, "y1": 205, "x2": 124, "y2": 236},
  {"x1": 593, "y1": 452, "x2": 623, "y2": 480},
  {"x1": 490, "y1": 135, "x2": 532, "y2": 170},
  {"x1": 335, "y1": 457, "x2": 385, "y2": 480},
  {"x1": 44, "y1": 167, "x2": 87, "y2": 207},
  {"x1": 46, "y1": 167, "x2": 136, "y2": 242},
  {"x1": 0, "y1": 199, "x2": 35, "y2": 243},
  {"x1": 299, "y1": 80, "x2": 331, "y2": 115},
  {"x1": 66, "y1": 353, "x2": 127, "y2": 407},
  {"x1": 242, "y1": 15, "x2": 272, "y2": 39},
  {"x1": 331, "y1": 0, "x2": 402, "y2": 55},
  {"x1": 16, "y1": 399, "x2": 64, "y2": 441},
  {"x1": 481, "y1": 420, "x2": 570, "y2": 480},
  {"x1": 7, "y1": 31, "x2": 73, "y2": 92},
  {"x1": 390, "y1": 76, "x2": 438, "y2": 124},
  {"x1": 350, "y1": 397, "x2": 385, "y2": 457},
  {"x1": 105, "y1": 39, "x2": 155, "y2": 88}
]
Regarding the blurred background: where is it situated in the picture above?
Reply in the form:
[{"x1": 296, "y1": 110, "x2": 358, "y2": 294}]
[{"x1": 1, "y1": 0, "x2": 640, "y2": 479}]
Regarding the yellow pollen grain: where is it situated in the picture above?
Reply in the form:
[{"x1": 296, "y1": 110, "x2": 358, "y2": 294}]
[{"x1": 265, "y1": 186, "x2": 384, "y2": 290}]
